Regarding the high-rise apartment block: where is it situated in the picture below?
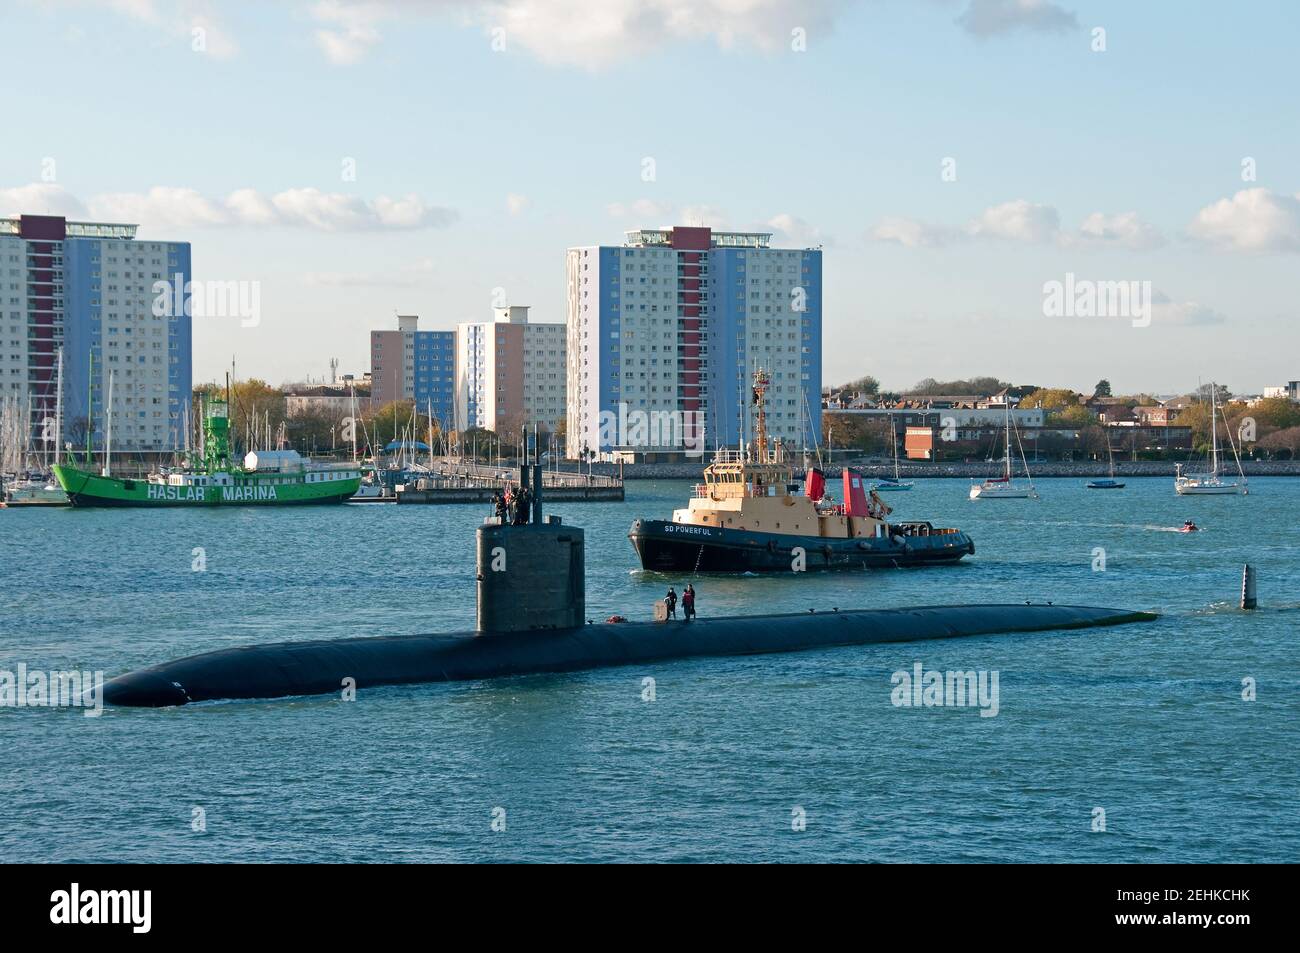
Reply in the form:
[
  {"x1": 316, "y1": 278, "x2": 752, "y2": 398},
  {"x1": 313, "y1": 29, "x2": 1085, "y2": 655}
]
[
  {"x1": 455, "y1": 306, "x2": 565, "y2": 435},
  {"x1": 369, "y1": 314, "x2": 456, "y2": 422},
  {"x1": 0, "y1": 214, "x2": 191, "y2": 452},
  {"x1": 565, "y1": 226, "x2": 821, "y2": 460}
]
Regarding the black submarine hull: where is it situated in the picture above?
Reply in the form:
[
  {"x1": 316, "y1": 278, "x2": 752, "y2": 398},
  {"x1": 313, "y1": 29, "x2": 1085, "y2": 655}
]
[
  {"x1": 628, "y1": 518, "x2": 975, "y2": 572},
  {"x1": 100, "y1": 604, "x2": 1154, "y2": 708}
]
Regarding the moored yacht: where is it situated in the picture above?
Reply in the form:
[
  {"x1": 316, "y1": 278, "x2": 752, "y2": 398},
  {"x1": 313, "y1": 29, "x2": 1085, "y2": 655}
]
[
  {"x1": 970, "y1": 402, "x2": 1038, "y2": 500},
  {"x1": 1174, "y1": 383, "x2": 1247, "y2": 495},
  {"x1": 872, "y1": 416, "x2": 913, "y2": 491}
]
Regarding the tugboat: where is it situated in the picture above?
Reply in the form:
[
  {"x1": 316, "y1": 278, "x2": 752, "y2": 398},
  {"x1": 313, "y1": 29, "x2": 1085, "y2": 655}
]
[
  {"x1": 52, "y1": 386, "x2": 360, "y2": 507},
  {"x1": 628, "y1": 370, "x2": 975, "y2": 572}
]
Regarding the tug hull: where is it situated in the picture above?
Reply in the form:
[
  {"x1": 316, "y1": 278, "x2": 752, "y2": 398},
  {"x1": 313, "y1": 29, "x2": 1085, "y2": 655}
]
[{"x1": 628, "y1": 518, "x2": 974, "y2": 573}]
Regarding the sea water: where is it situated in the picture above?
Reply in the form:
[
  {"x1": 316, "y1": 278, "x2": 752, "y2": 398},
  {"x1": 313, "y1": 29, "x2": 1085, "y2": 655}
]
[{"x1": 1, "y1": 478, "x2": 1297, "y2": 862}]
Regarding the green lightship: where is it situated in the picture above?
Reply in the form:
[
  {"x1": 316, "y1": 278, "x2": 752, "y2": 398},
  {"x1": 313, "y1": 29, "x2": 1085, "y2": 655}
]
[{"x1": 52, "y1": 393, "x2": 360, "y2": 507}]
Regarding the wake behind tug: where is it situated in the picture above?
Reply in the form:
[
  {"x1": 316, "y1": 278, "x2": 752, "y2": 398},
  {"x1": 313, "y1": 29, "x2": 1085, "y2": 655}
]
[{"x1": 628, "y1": 369, "x2": 974, "y2": 573}]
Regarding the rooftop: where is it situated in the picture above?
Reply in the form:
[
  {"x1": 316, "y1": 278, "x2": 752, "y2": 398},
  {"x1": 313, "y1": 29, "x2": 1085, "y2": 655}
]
[
  {"x1": 1, "y1": 215, "x2": 139, "y2": 240},
  {"x1": 623, "y1": 227, "x2": 773, "y2": 249}
]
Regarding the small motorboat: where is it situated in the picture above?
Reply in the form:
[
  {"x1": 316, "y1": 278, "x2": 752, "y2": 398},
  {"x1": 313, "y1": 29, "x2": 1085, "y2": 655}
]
[{"x1": 1180, "y1": 520, "x2": 1200, "y2": 533}]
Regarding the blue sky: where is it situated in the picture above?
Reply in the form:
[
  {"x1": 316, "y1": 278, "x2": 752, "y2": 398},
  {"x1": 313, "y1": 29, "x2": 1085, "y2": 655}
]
[{"x1": 4, "y1": 0, "x2": 1298, "y2": 395}]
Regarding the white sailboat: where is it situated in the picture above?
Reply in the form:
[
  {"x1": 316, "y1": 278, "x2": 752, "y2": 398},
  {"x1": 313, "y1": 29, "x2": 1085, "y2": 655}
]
[
  {"x1": 2, "y1": 348, "x2": 70, "y2": 505},
  {"x1": 348, "y1": 382, "x2": 387, "y2": 501},
  {"x1": 873, "y1": 415, "x2": 913, "y2": 491},
  {"x1": 970, "y1": 402, "x2": 1039, "y2": 500},
  {"x1": 1175, "y1": 384, "x2": 1247, "y2": 495}
]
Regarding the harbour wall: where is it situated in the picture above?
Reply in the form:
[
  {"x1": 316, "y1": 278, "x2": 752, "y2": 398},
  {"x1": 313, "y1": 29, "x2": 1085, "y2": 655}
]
[
  {"x1": 580, "y1": 460, "x2": 1300, "y2": 481},
  {"x1": 397, "y1": 485, "x2": 623, "y2": 503}
]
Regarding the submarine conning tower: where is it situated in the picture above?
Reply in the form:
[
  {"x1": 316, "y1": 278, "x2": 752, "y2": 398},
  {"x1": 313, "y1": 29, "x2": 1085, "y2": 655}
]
[{"x1": 476, "y1": 463, "x2": 585, "y2": 634}]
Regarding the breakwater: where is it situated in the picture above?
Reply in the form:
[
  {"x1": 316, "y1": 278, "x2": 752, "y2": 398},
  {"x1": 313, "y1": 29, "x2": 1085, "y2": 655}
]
[{"x1": 584, "y1": 460, "x2": 1300, "y2": 481}]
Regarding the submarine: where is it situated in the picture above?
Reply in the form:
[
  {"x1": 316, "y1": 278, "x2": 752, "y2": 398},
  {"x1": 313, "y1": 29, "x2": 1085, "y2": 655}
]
[{"x1": 100, "y1": 465, "x2": 1157, "y2": 708}]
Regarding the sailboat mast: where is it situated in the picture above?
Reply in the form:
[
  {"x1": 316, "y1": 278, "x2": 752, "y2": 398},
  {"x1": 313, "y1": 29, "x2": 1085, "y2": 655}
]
[
  {"x1": 892, "y1": 414, "x2": 901, "y2": 481},
  {"x1": 1004, "y1": 402, "x2": 1012, "y2": 480},
  {"x1": 54, "y1": 347, "x2": 62, "y2": 466},
  {"x1": 85, "y1": 350, "x2": 94, "y2": 464},
  {"x1": 102, "y1": 369, "x2": 114, "y2": 477},
  {"x1": 1210, "y1": 384, "x2": 1219, "y2": 478},
  {"x1": 350, "y1": 383, "x2": 358, "y2": 465}
]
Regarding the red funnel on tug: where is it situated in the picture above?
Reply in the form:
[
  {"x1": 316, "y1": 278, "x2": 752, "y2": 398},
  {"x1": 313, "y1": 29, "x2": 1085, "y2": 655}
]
[
  {"x1": 804, "y1": 468, "x2": 826, "y2": 501},
  {"x1": 843, "y1": 468, "x2": 871, "y2": 517}
]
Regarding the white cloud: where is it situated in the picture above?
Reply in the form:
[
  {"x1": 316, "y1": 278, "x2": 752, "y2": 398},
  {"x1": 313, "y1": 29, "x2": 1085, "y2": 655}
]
[
  {"x1": 1072, "y1": 211, "x2": 1166, "y2": 250},
  {"x1": 956, "y1": 0, "x2": 1078, "y2": 38},
  {"x1": 187, "y1": 7, "x2": 238, "y2": 58},
  {"x1": 75, "y1": 0, "x2": 240, "y2": 58},
  {"x1": 606, "y1": 198, "x2": 676, "y2": 219},
  {"x1": 871, "y1": 200, "x2": 1163, "y2": 250},
  {"x1": 766, "y1": 213, "x2": 825, "y2": 245},
  {"x1": 297, "y1": 0, "x2": 846, "y2": 69},
  {"x1": 224, "y1": 188, "x2": 280, "y2": 226},
  {"x1": 311, "y1": 0, "x2": 385, "y2": 65},
  {"x1": 1151, "y1": 291, "x2": 1227, "y2": 326},
  {"x1": 506, "y1": 193, "x2": 530, "y2": 215},
  {"x1": 367, "y1": 192, "x2": 454, "y2": 228},
  {"x1": 869, "y1": 216, "x2": 960, "y2": 248},
  {"x1": 2, "y1": 183, "x2": 456, "y2": 232},
  {"x1": 0, "y1": 183, "x2": 88, "y2": 218},
  {"x1": 968, "y1": 199, "x2": 1060, "y2": 242},
  {"x1": 678, "y1": 204, "x2": 729, "y2": 228},
  {"x1": 478, "y1": 0, "x2": 846, "y2": 69},
  {"x1": 90, "y1": 186, "x2": 229, "y2": 228},
  {"x1": 1187, "y1": 188, "x2": 1300, "y2": 253}
]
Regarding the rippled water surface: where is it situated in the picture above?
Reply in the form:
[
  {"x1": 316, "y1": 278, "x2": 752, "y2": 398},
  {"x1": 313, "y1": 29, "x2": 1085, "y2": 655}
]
[{"x1": 3, "y1": 478, "x2": 1297, "y2": 862}]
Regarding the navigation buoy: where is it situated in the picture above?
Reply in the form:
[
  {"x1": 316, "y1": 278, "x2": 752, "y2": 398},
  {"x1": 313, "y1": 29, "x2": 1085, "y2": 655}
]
[{"x1": 1241, "y1": 564, "x2": 1258, "y2": 610}]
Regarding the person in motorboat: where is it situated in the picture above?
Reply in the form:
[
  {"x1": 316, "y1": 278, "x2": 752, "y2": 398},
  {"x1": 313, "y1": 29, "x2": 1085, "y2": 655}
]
[{"x1": 1181, "y1": 520, "x2": 1199, "y2": 533}]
